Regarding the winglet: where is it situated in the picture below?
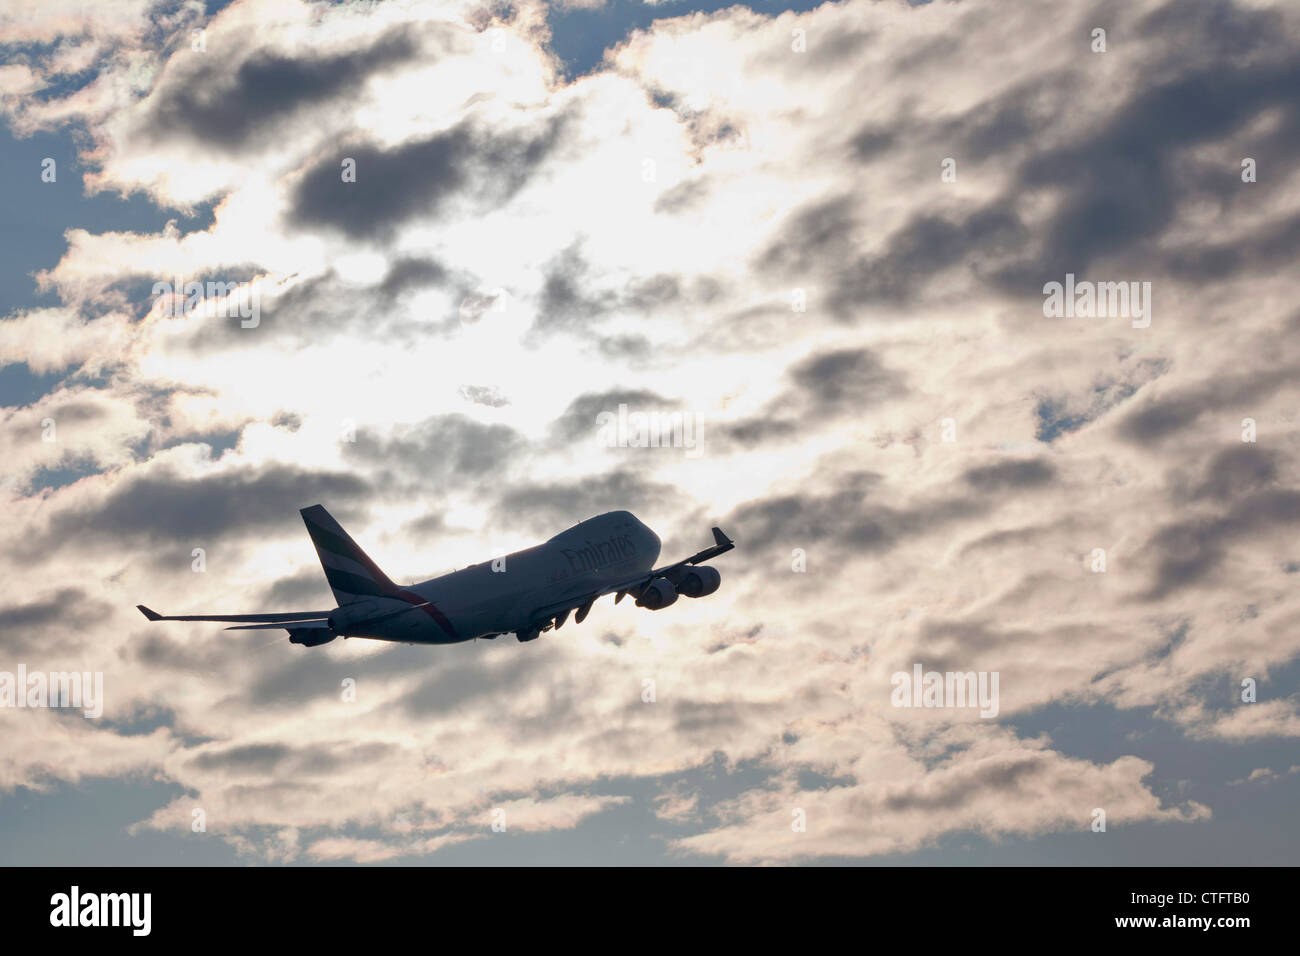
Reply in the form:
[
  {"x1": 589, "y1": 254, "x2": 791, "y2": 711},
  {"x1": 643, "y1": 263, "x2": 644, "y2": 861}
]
[
  {"x1": 712, "y1": 526, "x2": 732, "y2": 547},
  {"x1": 137, "y1": 605, "x2": 162, "y2": 621}
]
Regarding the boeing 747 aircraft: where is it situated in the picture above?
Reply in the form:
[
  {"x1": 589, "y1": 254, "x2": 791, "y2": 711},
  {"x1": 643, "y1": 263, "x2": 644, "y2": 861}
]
[{"x1": 137, "y1": 506, "x2": 734, "y2": 647}]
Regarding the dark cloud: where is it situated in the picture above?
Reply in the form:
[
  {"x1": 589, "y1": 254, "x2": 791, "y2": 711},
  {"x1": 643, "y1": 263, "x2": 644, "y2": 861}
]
[
  {"x1": 290, "y1": 110, "x2": 573, "y2": 241},
  {"x1": 878, "y1": 756, "x2": 1046, "y2": 813},
  {"x1": 1119, "y1": 367, "x2": 1295, "y2": 444},
  {"x1": 653, "y1": 176, "x2": 710, "y2": 215},
  {"x1": 38, "y1": 464, "x2": 372, "y2": 551},
  {"x1": 756, "y1": 195, "x2": 858, "y2": 278},
  {"x1": 1143, "y1": 488, "x2": 1300, "y2": 598},
  {"x1": 242, "y1": 643, "x2": 430, "y2": 709},
  {"x1": 722, "y1": 417, "x2": 801, "y2": 449},
  {"x1": 174, "y1": 265, "x2": 471, "y2": 352},
  {"x1": 945, "y1": 71, "x2": 1080, "y2": 163},
  {"x1": 726, "y1": 470, "x2": 956, "y2": 560},
  {"x1": 745, "y1": 24, "x2": 873, "y2": 73},
  {"x1": 1165, "y1": 210, "x2": 1300, "y2": 281},
  {"x1": 728, "y1": 482, "x2": 890, "y2": 556},
  {"x1": 491, "y1": 468, "x2": 680, "y2": 536},
  {"x1": 379, "y1": 257, "x2": 450, "y2": 299},
  {"x1": 791, "y1": 1, "x2": 1300, "y2": 317},
  {"x1": 191, "y1": 742, "x2": 290, "y2": 773},
  {"x1": 0, "y1": 587, "x2": 94, "y2": 630},
  {"x1": 531, "y1": 244, "x2": 686, "y2": 337},
  {"x1": 261, "y1": 568, "x2": 335, "y2": 609},
  {"x1": 402, "y1": 511, "x2": 448, "y2": 540},
  {"x1": 790, "y1": 347, "x2": 906, "y2": 410},
  {"x1": 1137, "y1": 0, "x2": 1286, "y2": 60},
  {"x1": 912, "y1": 618, "x2": 1081, "y2": 673},
  {"x1": 849, "y1": 125, "x2": 894, "y2": 162},
  {"x1": 722, "y1": 347, "x2": 906, "y2": 450},
  {"x1": 147, "y1": 27, "x2": 433, "y2": 150},
  {"x1": 1192, "y1": 445, "x2": 1279, "y2": 501},
  {"x1": 645, "y1": 86, "x2": 743, "y2": 154},
  {"x1": 671, "y1": 699, "x2": 747, "y2": 737},
  {"x1": 45, "y1": 400, "x2": 108, "y2": 425},
  {"x1": 128, "y1": 627, "x2": 266, "y2": 674},
  {"x1": 832, "y1": 208, "x2": 1026, "y2": 311},
  {"x1": 173, "y1": 271, "x2": 364, "y2": 349},
  {"x1": 532, "y1": 243, "x2": 616, "y2": 333},
  {"x1": 270, "y1": 411, "x2": 304, "y2": 432},
  {"x1": 549, "y1": 388, "x2": 677, "y2": 444},
  {"x1": 189, "y1": 741, "x2": 394, "y2": 776},
  {"x1": 621, "y1": 274, "x2": 681, "y2": 311},
  {"x1": 595, "y1": 334, "x2": 652, "y2": 360},
  {"x1": 963, "y1": 459, "x2": 1056, "y2": 493},
  {"x1": 992, "y1": 30, "x2": 1300, "y2": 288},
  {"x1": 402, "y1": 655, "x2": 539, "y2": 717},
  {"x1": 725, "y1": 455, "x2": 1060, "y2": 567},
  {"x1": 0, "y1": 588, "x2": 109, "y2": 654},
  {"x1": 344, "y1": 414, "x2": 525, "y2": 489},
  {"x1": 696, "y1": 304, "x2": 797, "y2": 355}
]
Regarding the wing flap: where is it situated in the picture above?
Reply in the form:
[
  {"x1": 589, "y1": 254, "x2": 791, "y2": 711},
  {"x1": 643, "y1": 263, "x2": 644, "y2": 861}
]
[{"x1": 225, "y1": 620, "x2": 332, "y2": 631}]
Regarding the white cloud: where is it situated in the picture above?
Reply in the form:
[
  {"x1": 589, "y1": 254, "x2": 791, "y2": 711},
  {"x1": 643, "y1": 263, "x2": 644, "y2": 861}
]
[{"x1": 3, "y1": 0, "x2": 1299, "y2": 863}]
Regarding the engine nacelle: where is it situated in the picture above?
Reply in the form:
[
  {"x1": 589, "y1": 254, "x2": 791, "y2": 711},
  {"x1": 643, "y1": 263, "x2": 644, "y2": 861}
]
[
  {"x1": 289, "y1": 628, "x2": 337, "y2": 647},
  {"x1": 637, "y1": 577, "x2": 679, "y2": 610},
  {"x1": 676, "y1": 565, "x2": 721, "y2": 598}
]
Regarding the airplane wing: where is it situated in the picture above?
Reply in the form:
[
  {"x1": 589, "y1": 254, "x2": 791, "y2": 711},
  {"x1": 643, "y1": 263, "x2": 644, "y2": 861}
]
[
  {"x1": 223, "y1": 619, "x2": 337, "y2": 647},
  {"x1": 527, "y1": 526, "x2": 734, "y2": 629},
  {"x1": 223, "y1": 620, "x2": 333, "y2": 631},
  {"x1": 639, "y1": 525, "x2": 735, "y2": 590},
  {"x1": 136, "y1": 605, "x2": 333, "y2": 624}
]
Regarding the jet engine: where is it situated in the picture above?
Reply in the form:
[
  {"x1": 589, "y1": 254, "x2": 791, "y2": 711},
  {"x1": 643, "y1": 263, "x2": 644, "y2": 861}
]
[
  {"x1": 637, "y1": 577, "x2": 678, "y2": 610},
  {"x1": 676, "y1": 565, "x2": 721, "y2": 598},
  {"x1": 288, "y1": 628, "x2": 337, "y2": 647}
]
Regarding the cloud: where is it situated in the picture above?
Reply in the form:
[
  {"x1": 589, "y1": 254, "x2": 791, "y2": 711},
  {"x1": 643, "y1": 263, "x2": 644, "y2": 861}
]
[
  {"x1": 144, "y1": 27, "x2": 431, "y2": 151},
  {"x1": 39, "y1": 462, "x2": 373, "y2": 550},
  {"x1": 4, "y1": 0, "x2": 1300, "y2": 866},
  {"x1": 288, "y1": 111, "x2": 573, "y2": 241}
]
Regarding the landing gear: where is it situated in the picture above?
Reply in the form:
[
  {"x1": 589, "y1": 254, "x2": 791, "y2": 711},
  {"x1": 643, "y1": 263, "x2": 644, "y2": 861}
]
[{"x1": 516, "y1": 626, "x2": 541, "y2": 643}]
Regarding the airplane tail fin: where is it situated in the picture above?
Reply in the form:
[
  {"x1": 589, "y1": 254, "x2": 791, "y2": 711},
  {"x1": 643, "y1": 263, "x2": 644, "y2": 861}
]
[{"x1": 300, "y1": 505, "x2": 400, "y2": 605}]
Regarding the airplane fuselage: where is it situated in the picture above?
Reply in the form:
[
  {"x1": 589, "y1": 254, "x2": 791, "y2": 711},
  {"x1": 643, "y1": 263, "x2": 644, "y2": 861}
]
[{"x1": 336, "y1": 511, "x2": 661, "y2": 644}]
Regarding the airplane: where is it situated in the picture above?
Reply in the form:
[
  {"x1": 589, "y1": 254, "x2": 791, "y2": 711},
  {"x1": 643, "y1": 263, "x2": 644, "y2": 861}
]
[{"x1": 137, "y1": 505, "x2": 734, "y2": 647}]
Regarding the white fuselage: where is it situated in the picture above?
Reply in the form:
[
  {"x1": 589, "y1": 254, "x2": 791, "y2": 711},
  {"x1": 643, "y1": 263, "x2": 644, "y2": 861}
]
[{"x1": 337, "y1": 511, "x2": 661, "y2": 643}]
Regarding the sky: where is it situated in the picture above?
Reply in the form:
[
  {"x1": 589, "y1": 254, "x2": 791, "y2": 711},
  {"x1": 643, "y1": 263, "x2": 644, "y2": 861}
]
[{"x1": 0, "y1": 0, "x2": 1298, "y2": 866}]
